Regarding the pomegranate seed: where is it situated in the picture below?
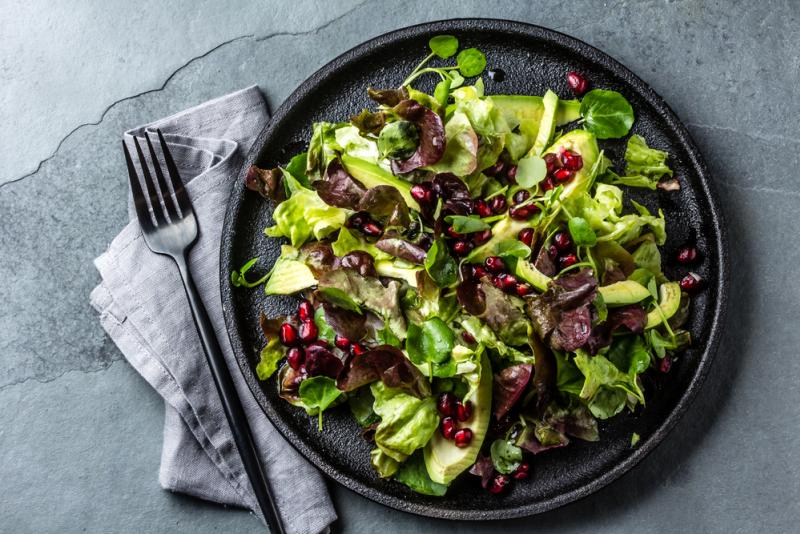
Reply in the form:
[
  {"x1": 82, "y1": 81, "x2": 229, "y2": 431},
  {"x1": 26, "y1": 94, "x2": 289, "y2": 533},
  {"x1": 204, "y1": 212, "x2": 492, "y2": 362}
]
[
  {"x1": 462, "y1": 331, "x2": 476, "y2": 344},
  {"x1": 488, "y1": 474, "x2": 510, "y2": 494},
  {"x1": 559, "y1": 253, "x2": 578, "y2": 270},
  {"x1": 298, "y1": 300, "x2": 313, "y2": 321},
  {"x1": 437, "y1": 393, "x2": 456, "y2": 417},
  {"x1": 492, "y1": 276, "x2": 505, "y2": 290},
  {"x1": 484, "y1": 161, "x2": 505, "y2": 177},
  {"x1": 512, "y1": 462, "x2": 530, "y2": 480},
  {"x1": 334, "y1": 335, "x2": 351, "y2": 350},
  {"x1": 680, "y1": 272, "x2": 703, "y2": 292},
  {"x1": 553, "y1": 231, "x2": 572, "y2": 252},
  {"x1": 454, "y1": 428, "x2": 473, "y2": 448},
  {"x1": 543, "y1": 153, "x2": 561, "y2": 174},
  {"x1": 472, "y1": 229, "x2": 492, "y2": 244},
  {"x1": 512, "y1": 189, "x2": 531, "y2": 205},
  {"x1": 441, "y1": 417, "x2": 457, "y2": 439},
  {"x1": 553, "y1": 168, "x2": 574, "y2": 183},
  {"x1": 473, "y1": 265, "x2": 489, "y2": 279},
  {"x1": 660, "y1": 356, "x2": 672, "y2": 373},
  {"x1": 456, "y1": 401, "x2": 472, "y2": 422},
  {"x1": 362, "y1": 222, "x2": 382, "y2": 237},
  {"x1": 279, "y1": 323, "x2": 298, "y2": 346},
  {"x1": 509, "y1": 205, "x2": 537, "y2": 220},
  {"x1": 453, "y1": 240, "x2": 473, "y2": 256},
  {"x1": 561, "y1": 150, "x2": 583, "y2": 171},
  {"x1": 474, "y1": 199, "x2": 493, "y2": 217},
  {"x1": 541, "y1": 177, "x2": 555, "y2": 191},
  {"x1": 286, "y1": 347, "x2": 305, "y2": 370},
  {"x1": 299, "y1": 320, "x2": 318, "y2": 344},
  {"x1": 677, "y1": 245, "x2": 699, "y2": 264},
  {"x1": 515, "y1": 283, "x2": 533, "y2": 296},
  {"x1": 506, "y1": 164, "x2": 518, "y2": 182},
  {"x1": 566, "y1": 71, "x2": 589, "y2": 96},
  {"x1": 518, "y1": 228, "x2": 534, "y2": 247},
  {"x1": 410, "y1": 183, "x2": 433, "y2": 203},
  {"x1": 347, "y1": 212, "x2": 368, "y2": 229},
  {"x1": 502, "y1": 274, "x2": 518, "y2": 291},
  {"x1": 548, "y1": 244, "x2": 559, "y2": 259},
  {"x1": 485, "y1": 256, "x2": 506, "y2": 273},
  {"x1": 489, "y1": 196, "x2": 508, "y2": 214},
  {"x1": 446, "y1": 226, "x2": 464, "y2": 239},
  {"x1": 460, "y1": 263, "x2": 474, "y2": 281},
  {"x1": 351, "y1": 343, "x2": 367, "y2": 356}
]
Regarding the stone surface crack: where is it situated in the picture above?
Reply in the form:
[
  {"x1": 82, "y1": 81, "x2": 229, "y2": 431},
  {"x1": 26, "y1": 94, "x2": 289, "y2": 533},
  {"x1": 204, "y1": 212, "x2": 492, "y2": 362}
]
[
  {"x1": 718, "y1": 181, "x2": 800, "y2": 198},
  {"x1": 0, "y1": 358, "x2": 121, "y2": 393},
  {"x1": 687, "y1": 122, "x2": 800, "y2": 146},
  {"x1": 254, "y1": 0, "x2": 368, "y2": 42}
]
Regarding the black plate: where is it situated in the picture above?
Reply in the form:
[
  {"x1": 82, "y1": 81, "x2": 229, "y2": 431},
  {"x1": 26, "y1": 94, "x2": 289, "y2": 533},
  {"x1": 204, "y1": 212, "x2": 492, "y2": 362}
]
[{"x1": 220, "y1": 19, "x2": 728, "y2": 520}]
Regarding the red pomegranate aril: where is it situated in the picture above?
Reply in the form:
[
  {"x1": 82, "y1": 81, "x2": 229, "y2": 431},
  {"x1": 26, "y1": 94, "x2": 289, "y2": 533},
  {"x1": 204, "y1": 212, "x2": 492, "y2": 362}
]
[
  {"x1": 410, "y1": 183, "x2": 433, "y2": 203},
  {"x1": 351, "y1": 343, "x2": 367, "y2": 356},
  {"x1": 279, "y1": 323, "x2": 298, "y2": 346},
  {"x1": 541, "y1": 177, "x2": 555, "y2": 191},
  {"x1": 334, "y1": 335, "x2": 351, "y2": 351},
  {"x1": 286, "y1": 347, "x2": 305, "y2": 370},
  {"x1": 347, "y1": 212, "x2": 368, "y2": 229},
  {"x1": 559, "y1": 253, "x2": 578, "y2": 270},
  {"x1": 553, "y1": 231, "x2": 572, "y2": 252},
  {"x1": 454, "y1": 428, "x2": 473, "y2": 448},
  {"x1": 456, "y1": 401, "x2": 472, "y2": 422},
  {"x1": 462, "y1": 331, "x2": 476, "y2": 344},
  {"x1": 473, "y1": 229, "x2": 492, "y2": 245},
  {"x1": 441, "y1": 417, "x2": 457, "y2": 440},
  {"x1": 543, "y1": 152, "x2": 561, "y2": 174},
  {"x1": 446, "y1": 226, "x2": 464, "y2": 239},
  {"x1": 485, "y1": 256, "x2": 506, "y2": 273},
  {"x1": 513, "y1": 189, "x2": 531, "y2": 205},
  {"x1": 509, "y1": 205, "x2": 536, "y2": 220},
  {"x1": 297, "y1": 300, "x2": 314, "y2": 321},
  {"x1": 677, "y1": 245, "x2": 699, "y2": 264},
  {"x1": 474, "y1": 199, "x2": 493, "y2": 217},
  {"x1": 453, "y1": 240, "x2": 473, "y2": 256},
  {"x1": 492, "y1": 275, "x2": 505, "y2": 290},
  {"x1": 512, "y1": 462, "x2": 531, "y2": 480},
  {"x1": 484, "y1": 160, "x2": 505, "y2": 177},
  {"x1": 518, "y1": 228, "x2": 534, "y2": 247},
  {"x1": 553, "y1": 168, "x2": 575, "y2": 183},
  {"x1": 488, "y1": 474, "x2": 510, "y2": 494},
  {"x1": 548, "y1": 244, "x2": 559, "y2": 259},
  {"x1": 489, "y1": 196, "x2": 508, "y2": 214},
  {"x1": 362, "y1": 222, "x2": 383, "y2": 237},
  {"x1": 501, "y1": 273, "x2": 518, "y2": 291},
  {"x1": 298, "y1": 320, "x2": 318, "y2": 344},
  {"x1": 660, "y1": 356, "x2": 672, "y2": 373},
  {"x1": 515, "y1": 283, "x2": 533, "y2": 297},
  {"x1": 561, "y1": 150, "x2": 583, "y2": 171},
  {"x1": 437, "y1": 393, "x2": 456, "y2": 417},
  {"x1": 506, "y1": 164, "x2": 518, "y2": 182},
  {"x1": 566, "y1": 70, "x2": 589, "y2": 96},
  {"x1": 473, "y1": 265, "x2": 489, "y2": 279},
  {"x1": 680, "y1": 272, "x2": 703, "y2": 292}
]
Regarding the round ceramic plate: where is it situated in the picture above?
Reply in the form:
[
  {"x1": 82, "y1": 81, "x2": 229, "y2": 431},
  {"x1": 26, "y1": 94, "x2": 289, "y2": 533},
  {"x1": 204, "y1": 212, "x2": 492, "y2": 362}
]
[{"x1": 220, "y1": 19, "x2": 728, "y2": 520}]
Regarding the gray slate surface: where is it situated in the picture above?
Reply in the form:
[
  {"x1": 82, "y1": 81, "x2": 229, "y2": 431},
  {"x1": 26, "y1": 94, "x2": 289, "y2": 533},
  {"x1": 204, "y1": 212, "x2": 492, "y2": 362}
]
[{"x1": 1, "y1": 0, "x2": 798, "y2": 532}]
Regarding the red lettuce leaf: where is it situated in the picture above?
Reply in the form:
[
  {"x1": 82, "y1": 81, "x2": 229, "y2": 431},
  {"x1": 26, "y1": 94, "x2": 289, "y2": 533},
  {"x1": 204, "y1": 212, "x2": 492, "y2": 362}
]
[
  {"x1": 304, "y1": 342, "x2": 345, "y2": 379},
  {"x1": 367, "y1": 87, "x2": 409, "y2": 106},
  {"x1": 339, "y1": 250, "x2": 377, "y2": 278},
  {"x1": 337, "y1": 345, "x2": 430, "y2": 398},
  {"x1": 468, "y1": 454, "x2": 496, "y2": 489},
  {"x1": 390, "y1": 100, "x2": 446, "y2": 173},
  {"x1": 585, "y1": 304, "x2": 647, "y2": 354},
  {"x1": 313, "y1": 159, "x2": 367, "y2": 210},
  {"x1": 321, "y1": 302, "x2": 367, "y2": 342},
  {"x1": 245, "y1": 165, "x2": 285, "y2": 202},
  {"x1": 492, "y1": 364, "x2": 533, "y2": 420},
  {"x1": 356, "y1": 185, "x2": 410, "y2": 228},
  {"x1": 375, "y1": 235, "x2": 427, "y2": 264}
]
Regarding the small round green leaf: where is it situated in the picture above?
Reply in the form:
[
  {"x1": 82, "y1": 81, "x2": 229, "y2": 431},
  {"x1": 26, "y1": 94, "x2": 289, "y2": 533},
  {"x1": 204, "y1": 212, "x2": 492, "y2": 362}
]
[
  {"x1": 579, "y1": 89, "x2": 635, "y2": 139},
  {"x1": 456, "y1": 48, "x2": 487, "y2": 77},
  {"x1": 515, "y1": 155, "x2": 547, "y2": 188},
  {"x1": 429, "y1": 34, "x2": 459, "y2": 58}
]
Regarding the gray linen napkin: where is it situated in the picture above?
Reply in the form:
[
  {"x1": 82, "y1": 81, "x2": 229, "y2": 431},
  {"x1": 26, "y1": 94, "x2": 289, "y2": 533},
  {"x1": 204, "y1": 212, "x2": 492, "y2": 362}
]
[{"x1": 90, "y1": 86, "x2": 336, "y2": 533}]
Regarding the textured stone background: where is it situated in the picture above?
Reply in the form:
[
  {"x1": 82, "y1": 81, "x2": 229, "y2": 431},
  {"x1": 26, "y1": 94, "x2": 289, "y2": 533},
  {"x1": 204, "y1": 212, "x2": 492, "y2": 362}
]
[{"x1": 1, "y1": 0, "x2": 798, "y2": 532}]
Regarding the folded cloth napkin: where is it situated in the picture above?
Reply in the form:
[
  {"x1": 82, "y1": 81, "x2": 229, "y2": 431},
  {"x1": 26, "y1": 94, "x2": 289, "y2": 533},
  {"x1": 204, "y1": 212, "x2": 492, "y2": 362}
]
[{"x1": 90, "y1": 86, "x2": 336, "y2": 534}]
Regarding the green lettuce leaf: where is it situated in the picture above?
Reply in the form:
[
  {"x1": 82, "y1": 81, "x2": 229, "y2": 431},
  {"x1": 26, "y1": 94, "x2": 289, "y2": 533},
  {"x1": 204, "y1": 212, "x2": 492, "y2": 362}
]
[
  {"x1": 394, "y1": 452, "x2": 448, "y2": 496},
  {"x1": 371, "y1": 382, "x2": 439, "y2": 462}
]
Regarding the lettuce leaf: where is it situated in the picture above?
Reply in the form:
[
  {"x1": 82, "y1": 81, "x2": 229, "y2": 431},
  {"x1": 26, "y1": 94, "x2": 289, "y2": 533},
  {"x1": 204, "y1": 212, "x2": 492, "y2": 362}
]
[
  {"x1": 394, "y1": 452, "x2": 448, "y2": 496},
  {"x1": 371, "y1": 382, "x2": 439, "y2": 462}
]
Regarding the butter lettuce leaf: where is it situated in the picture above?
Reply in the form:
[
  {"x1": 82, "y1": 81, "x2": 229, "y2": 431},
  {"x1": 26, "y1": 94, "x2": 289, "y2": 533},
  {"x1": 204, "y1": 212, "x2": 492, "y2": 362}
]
[{"x1": 371, "y1": 382, "x2": 439, "y2": 462}]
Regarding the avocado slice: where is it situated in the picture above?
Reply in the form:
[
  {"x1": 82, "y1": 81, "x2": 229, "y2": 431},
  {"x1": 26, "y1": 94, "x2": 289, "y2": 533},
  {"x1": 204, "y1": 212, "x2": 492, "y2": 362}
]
[
  {"x1": 467, "y1": 216, "x2": 529, "y2": 262},
  {"x1": 375, "y1": 260, "x2": 420, "y2": 287},
  {"x1": 598, "y1": 280, "x2": 650, "y2": 306},
  {"x1": 515, "y1": 260, "x2": 551, "y2": 292},
  {"x1": 645, "y1": 282, "x2": 681, "y2": 328},
  {"x1": 264, "y1": 258, "x2": 317, "y2": 295},
  {"x1": 543, "y1": 130, "x2": 600, "y2": 199},
  {"x1": 491, "y1": 96, "x2": 581, "y2": 136},
  {"x1": 340, "y1": 154, "x2": 420, "y2": 211},
  {"x1": 530, "y1": 90, "x2": 559, "y2": 156},
  {"x1": 424, "y1": 351, "x2": 492, "y2": 485}
]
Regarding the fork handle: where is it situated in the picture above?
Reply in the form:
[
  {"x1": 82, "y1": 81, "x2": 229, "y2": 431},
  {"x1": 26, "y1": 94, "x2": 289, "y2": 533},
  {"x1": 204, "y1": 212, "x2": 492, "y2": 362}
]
[{"x1": 174, "y1": 253, "x2": 285, "y2": 534}]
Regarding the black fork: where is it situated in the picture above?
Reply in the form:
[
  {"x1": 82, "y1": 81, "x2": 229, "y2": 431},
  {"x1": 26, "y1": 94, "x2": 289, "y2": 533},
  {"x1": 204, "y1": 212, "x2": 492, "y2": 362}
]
[{"x1": 123, "y1": 130, "x2": 284, "y2": 534}]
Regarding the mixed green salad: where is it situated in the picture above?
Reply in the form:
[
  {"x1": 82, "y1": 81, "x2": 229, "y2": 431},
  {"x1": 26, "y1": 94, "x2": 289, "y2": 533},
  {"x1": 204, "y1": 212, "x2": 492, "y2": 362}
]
[{"x1": 236, "y1": 35, "x2": 702, "y2": 496}]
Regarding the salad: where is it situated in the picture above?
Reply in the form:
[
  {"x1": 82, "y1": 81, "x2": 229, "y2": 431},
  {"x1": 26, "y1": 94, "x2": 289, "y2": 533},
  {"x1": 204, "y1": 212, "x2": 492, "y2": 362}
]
[{"x1": 235, "y1": 35, "x2": 703, "y2": 496}]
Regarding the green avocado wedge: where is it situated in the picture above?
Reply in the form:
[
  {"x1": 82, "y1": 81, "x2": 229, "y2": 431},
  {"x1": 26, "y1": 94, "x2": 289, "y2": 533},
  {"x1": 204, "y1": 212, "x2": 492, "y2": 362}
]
[
  {"x1": 515, "y1": 260, "x2": 551, "y2": 292},
  {"x1": 598, "y1": 280, "x2": 650, "y2": 306},
  {"x1": 530, "y1": 90, "x2": 559, "y2": 156},
  {"x1": 645, "y1": 282, "x2": 681, "y2": 328},
  {"x1": 424, "y1": 351, "x2": 492, "y2": 485},
  {"x1": 341, "y1": 154, "x2": 420, "y2": 211}
]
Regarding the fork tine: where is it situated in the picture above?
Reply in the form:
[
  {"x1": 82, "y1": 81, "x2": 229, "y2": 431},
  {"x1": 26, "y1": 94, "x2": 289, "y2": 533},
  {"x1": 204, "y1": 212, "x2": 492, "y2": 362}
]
[
  {"x1": 123, "y1": 140, "x2": 155, "y2": 231},
  {"x1": 133, "y1": 136, "x2": 167, "y2": 226},
  {"x1": 144, "y1": 132, "x2": 180, "y2": 221},
  {"x1": 156, "y1": 129, "x2": 192, "y2": 216}
]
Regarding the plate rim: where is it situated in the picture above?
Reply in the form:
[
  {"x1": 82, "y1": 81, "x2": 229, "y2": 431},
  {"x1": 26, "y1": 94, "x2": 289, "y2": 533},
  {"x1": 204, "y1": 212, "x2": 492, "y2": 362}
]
[{"x1": 219, "y1": 18, "x2": 729, "y2": 520}]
